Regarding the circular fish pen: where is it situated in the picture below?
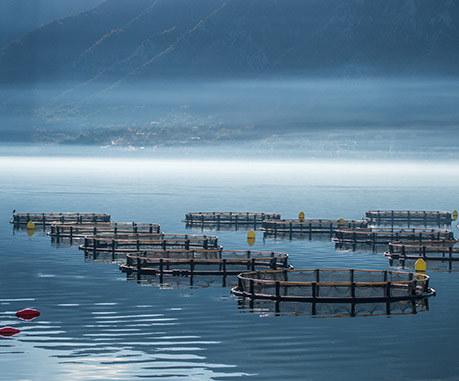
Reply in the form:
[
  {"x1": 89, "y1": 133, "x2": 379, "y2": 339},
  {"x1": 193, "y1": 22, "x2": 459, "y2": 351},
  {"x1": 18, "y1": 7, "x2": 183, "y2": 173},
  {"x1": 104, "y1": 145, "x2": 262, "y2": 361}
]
[
  {"x1": 364, "y1": 210, "x2": 452, "y2": 226},
  {"x1": 262, "y1": 218, "x2": 367, "y2": 238},
  {"x1": 231, "y1": 269, "x2": 435, "y2": 305},
  {"x1": 184, "y1": 212, "x2": 281, "y2": 229},
  {"x1": 10, "y1": 212, "x2": 111, "y2": 225},
  {"x1": 80, "y1": 233, "x2": 220, "y2": 254},
  {"x1": 386, "y1": 240, "x2": 459, "y2": 270},
  {"x1": 120, "y1": 249, "x2": 291, "y2": 286},
  {"x1": 49, "y1": 222, "x2": 161, "y2": 240},
  {"x1": 333, "y1": 227, "x2": 453, "y2": 246}
]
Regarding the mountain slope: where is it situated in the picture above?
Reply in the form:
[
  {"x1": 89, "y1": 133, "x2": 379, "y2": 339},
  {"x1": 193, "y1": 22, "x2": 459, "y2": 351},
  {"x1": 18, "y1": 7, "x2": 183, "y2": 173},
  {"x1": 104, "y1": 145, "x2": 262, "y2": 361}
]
[
  {"x1": 1, "y1": 0, "x2": 459, "y2": 87},
  {"x1": 0, "y1": 0, "x2": 105, "y2": 48}
]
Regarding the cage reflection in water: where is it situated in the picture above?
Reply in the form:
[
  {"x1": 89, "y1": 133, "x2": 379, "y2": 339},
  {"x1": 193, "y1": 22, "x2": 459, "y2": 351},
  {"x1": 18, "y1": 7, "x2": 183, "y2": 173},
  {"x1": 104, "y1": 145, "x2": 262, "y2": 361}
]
[
  {"x1": 120, "y1": 249, "x2": 291, "y2": 287},
  {"x1": 236, "y1": 296, "x2": 430, "y2": 317},
  {"x1": 125, "y1": 272, "x2": 241, "y2": 289}
]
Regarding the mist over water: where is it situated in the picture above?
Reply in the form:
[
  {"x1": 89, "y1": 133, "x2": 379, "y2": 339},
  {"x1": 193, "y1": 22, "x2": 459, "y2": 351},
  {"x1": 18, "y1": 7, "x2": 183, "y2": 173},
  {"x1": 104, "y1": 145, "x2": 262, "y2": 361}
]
[{"x1": 1, "y1": 78, "x2": 459, "y2": 160}]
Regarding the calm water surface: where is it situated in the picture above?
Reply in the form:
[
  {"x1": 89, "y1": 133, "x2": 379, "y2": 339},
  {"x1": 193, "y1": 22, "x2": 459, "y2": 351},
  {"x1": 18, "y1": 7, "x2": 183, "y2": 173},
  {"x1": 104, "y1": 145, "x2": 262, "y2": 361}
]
[{"x1": 0, "y1": 155, "x2": 458, "y2": 380}]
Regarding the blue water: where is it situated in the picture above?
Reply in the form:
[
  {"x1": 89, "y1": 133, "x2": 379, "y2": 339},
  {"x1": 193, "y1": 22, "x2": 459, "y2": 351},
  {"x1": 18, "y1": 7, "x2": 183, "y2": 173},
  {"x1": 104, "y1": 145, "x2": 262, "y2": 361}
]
[{"x1": 0, "y1": 154, "x2": 458, "y2": 380}]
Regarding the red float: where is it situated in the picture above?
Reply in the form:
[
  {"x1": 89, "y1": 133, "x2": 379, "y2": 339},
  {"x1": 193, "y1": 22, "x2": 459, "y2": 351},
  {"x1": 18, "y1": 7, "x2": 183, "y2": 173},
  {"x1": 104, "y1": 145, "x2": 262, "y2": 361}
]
[
  {"x1": 15, "y1": 308, "x2": 40, "y2": 321},
  {"x1": 0, "y1": 327, "x2": 21, "y2": 337}
]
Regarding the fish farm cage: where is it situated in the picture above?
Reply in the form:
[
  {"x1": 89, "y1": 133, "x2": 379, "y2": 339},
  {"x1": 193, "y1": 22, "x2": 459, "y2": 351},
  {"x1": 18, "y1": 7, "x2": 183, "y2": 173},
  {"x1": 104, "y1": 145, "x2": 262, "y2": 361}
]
[
  {"x1": 333, "y1": 227, "x2": 454, "y2": 245},
  {"x1": 184, "y1": 212, "x2": 281, "y2": 228},
  {"x1": 262, "y1": 218, "x2": 368, "y2": 237},
  {"x1": 231, "y1": 269, "x2": 435, "y2": 304},
  {"x1": 10, "y1": 212, "x2": 111, "y2": 225},
  {"x1": 385, "y1": 240, "x2": 459, "y2": 268},
  {"x1": 120, "y1": 249, "x2": 291, "y2": 285},
  {"x1": 79, "y1": 233, "x2": 220, "y2": 253},
  {"x1": 237, "y1": 295, "x2": 430, "y2": 317},
  {"x1": 48, "y1": 222, "x2": 161, "y2": 239},
  {"x1": 364, "y1": 210, "x2": 452, "y2": 226}
]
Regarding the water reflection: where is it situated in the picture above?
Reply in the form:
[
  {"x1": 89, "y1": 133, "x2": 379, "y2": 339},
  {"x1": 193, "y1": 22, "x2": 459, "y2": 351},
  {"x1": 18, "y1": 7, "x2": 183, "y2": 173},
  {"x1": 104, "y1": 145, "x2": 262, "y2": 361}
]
[{"x1": 1, "y1": 154, "x2": 459, "y2": 380}]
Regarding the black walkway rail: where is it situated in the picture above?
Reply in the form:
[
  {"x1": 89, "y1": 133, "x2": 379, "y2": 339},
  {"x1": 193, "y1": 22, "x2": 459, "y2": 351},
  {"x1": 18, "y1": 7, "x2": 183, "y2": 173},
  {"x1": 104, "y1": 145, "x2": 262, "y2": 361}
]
[
  {"x1": 80, "y1": 233, "x2": 220, "y2": 253},
  {"x1": 184, "y1": 212, "x2": 281, "y2": 227},
  {"x1": 262, "y1": 218, "x2": 368, "y2": 237},
  {"x1": 333, "y1": 227, "x2": 454, "y2": 245},
  {"x1": 364, "y1": 210, "x2": 452, "y2": 225},
  {"x1": 10, "y1": 212, "x2": 111, "y2": 225},
  {"x1": 120, "y1": 249, "x2": 291, "y2": 285},
  {"x1": 231, "y1": 269, "x2": 435, "y2": 304},
  {"x1": 48, "y1": 222, "x2": 161, "y2": 239}
]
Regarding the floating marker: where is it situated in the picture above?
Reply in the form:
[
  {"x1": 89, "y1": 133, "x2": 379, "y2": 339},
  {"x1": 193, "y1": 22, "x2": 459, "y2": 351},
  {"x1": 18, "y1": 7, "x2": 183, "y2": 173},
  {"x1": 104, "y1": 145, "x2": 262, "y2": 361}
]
[
  {"x1": 16, "y1": 308, "x2": 40, "y2": 321},
  {"x1": 247, "y1": 229, "x2": 256, "y2": 246},
  {"x1": 0, "y1": 327, "x2": 20, "y2": 338},
  {"x1": 247, "y1": 229, "x2": 256, "y2": 240},
  {"x1": 338, "y1": 217, "x2": 345, "y2": 226},
  {"x1": 27, "y1": 224, "x2": 35, "y2": 237},
  {"x1": 27, "y1": 221, "x2": 35, "y2": 236},
  {"x1": 415, "y1": 258, "x2": 427, "y2": 273},
  {"x1": 453, "y1": 210, "x2": 458, "y2": 221},
  {"x1": 298, "y1": 211, "x2": 305, "y2": 222}
]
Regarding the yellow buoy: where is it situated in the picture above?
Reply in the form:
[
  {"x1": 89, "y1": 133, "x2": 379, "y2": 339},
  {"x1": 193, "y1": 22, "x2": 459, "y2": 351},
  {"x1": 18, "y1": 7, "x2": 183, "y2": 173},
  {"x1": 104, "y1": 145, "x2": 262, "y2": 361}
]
[
  {"x1": 247, "y1": 229, "x2": 256, "y2": 240},
  {"x1": 338, "y1": 217, "x2": 345, "y2": 226},
  {"x1": 298, "y1": 211, "x2": 305, "y2": 222},
  {"x1": 26, "y1": 221, "x2": 35, "y2": 230},
  {"x1": 247, "y1": 237, "x2": 255, "y2": 247},
  {"x1": 415, "y1": 258, "x2": 427, "y2": 273},
  {"x1": 453, "y1": 210, "x2": 458, "y2": 221}
]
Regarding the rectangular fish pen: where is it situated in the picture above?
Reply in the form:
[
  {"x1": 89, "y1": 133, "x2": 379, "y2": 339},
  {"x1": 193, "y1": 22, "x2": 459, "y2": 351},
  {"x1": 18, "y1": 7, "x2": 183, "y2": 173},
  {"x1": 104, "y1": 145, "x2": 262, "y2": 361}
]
[
  {"x1": 10, "y1": 212, "x2": 111, "y2": 225},
  {"x1": 262, "y1": 218, "x2": 368, "y2": 238},
  {"x1": 364, "y1": 210, "x2": 452, "y2": 226},
  {"x1": 120, "y1": 249, "x2": 291, "y2": 286},
  {"x1": 184, "y1": 212, "x2": 281, "y2": 229},
  {"x1": 80, "y1": 233, "x2": 220, "y2": 254},
  {"x1": 333, "y1": 227, "x2": 454, "y2": 245},
  {"x1": 48, "y1": 222, "x2": 161, "y2": 240},
  {"x1": 385, "y1": 240, "x2": 459, "y2": 270}
]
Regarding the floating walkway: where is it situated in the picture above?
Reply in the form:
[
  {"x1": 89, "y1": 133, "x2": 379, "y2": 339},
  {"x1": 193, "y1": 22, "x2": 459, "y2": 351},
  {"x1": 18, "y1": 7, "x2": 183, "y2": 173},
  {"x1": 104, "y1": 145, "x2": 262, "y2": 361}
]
[
  {"x1": 80, "y1": 233, "x2": 220, "y2": 253},
  {"x1": 231, "y1": 269, "x2": 435, "y2": 305},
  {"x1": 385, "y1": 240, "x2": 459, "y2": 269},
  {"x1": 184, "y1": 212, "x2": 281, "y2": 228},
  {"x1": 262, "y1": 218, "x2": 367, "y2": 238},
  {"x1": 10, "y1": 212, "x2": 111, "y2": 225},
  {"x1": 48, "y1": 222, "x2": 161, "y2": 239},
  {"x1": 333, "y1": 227, "x2": 454, "y2": 245},
  {"x1": 364, "y1": 210, "x2": 452, "y2": 226},
  {"x1": 120, "y1": 249, "x2": 291, "y2": 285}
]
